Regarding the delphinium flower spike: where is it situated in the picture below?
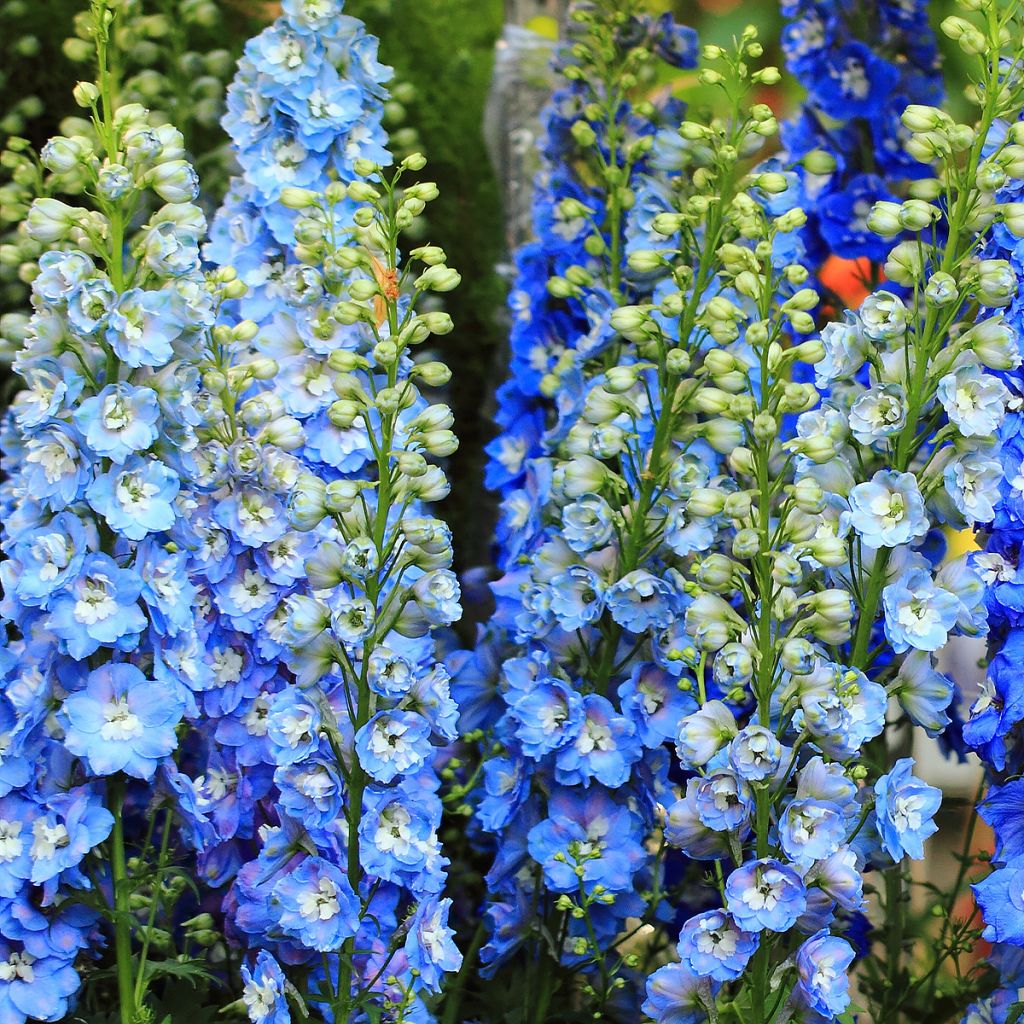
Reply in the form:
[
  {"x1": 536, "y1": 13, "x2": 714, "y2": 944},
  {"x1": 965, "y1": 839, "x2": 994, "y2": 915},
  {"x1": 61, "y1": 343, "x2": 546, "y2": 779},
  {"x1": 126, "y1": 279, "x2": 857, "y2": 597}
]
[
  {"x1": 0, "y1": 1, "x2": 225, "y2": 1019},
  {"x1": 642, "y1": 4, "x2": 1024, "y2": 1022}
]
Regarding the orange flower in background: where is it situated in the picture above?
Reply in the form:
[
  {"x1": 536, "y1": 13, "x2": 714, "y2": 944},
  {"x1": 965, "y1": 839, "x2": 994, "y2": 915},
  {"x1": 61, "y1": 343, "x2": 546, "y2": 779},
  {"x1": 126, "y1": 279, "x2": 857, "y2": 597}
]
[{"x1": 819, "y1": 255, "x2": 878, "y2": 311}]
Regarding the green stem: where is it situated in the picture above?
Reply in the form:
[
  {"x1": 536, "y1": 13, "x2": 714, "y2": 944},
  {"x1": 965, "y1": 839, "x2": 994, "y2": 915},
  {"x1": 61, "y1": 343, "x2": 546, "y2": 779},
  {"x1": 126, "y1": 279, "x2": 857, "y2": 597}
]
[
  {"x1": 109, "y1": 776, "x2": 136, "y2": 1024},
  {"x1": 440, "y1": 918, "x2": 487, "y2": 1024},
  {"x1": 133, "y1": 807, "x2": 173, "y2": 1006}
]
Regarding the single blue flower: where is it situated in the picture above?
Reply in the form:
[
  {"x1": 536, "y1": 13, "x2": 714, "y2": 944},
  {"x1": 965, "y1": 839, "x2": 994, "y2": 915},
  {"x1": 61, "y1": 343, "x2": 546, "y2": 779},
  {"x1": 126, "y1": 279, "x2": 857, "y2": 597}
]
[
  {"x1": 882, "y1": 568, "x2": 961, "y2": 653},
  {"x1": 404, "y1": 896, "x2": 462, "y2": 993},
  {"x1": 676, "y1": 910, "x2": 758, "y2": 982},
  {"x1": 62, "y1": 663, "x2": 184, "y2": 780},
  {"x1": 874, "y1": 757, "x2": 940, "y2": 860},
  {"x1": 241, "y1": 950, "x2": 291, "y2": 1024},
  {"x1": 73, "y1": 383, "x2": 161, "y2": 464},
  {"x1": 86, "y1": 457, "x2": 180, "y2": 540},
  {"x1": 847, "y1": 470, "x2": 929, "y2": 548},
  {"x1": 726, "y1": 858, "x2": 808, "y2": 933},
  {"x1": 794, "y1": 930, "x2": 855, "y2": 1018},
  {"x1": 272, "y1": 856, "x2": 360, "y2": 952}
]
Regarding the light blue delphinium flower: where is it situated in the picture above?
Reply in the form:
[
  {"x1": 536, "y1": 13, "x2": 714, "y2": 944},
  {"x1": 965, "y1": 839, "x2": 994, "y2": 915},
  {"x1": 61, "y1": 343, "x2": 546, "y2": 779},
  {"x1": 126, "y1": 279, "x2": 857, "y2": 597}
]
[{"x1": 874, "y1": 757, "x2": 941, "y2": 860}]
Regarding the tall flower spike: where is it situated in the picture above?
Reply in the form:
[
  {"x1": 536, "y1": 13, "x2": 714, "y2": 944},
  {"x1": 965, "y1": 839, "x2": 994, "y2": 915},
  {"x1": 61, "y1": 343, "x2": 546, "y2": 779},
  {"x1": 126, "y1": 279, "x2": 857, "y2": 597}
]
[
  {"x1": 966, "y1": 6, "x2": 1024, "y2": 1018},
  {"x1": 0, "y1": 1, "x2": 225, "y2": 1018},
  {"x1": 640, "y1": 5, "x2": 1024, "y2": 1023}
]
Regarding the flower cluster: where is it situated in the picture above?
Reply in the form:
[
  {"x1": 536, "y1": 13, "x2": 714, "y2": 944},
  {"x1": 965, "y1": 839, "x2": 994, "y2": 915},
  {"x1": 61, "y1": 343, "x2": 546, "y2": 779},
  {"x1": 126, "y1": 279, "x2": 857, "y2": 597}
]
[
  {"x1": 149, "y1": 2, "x2": 468, "y2": 1020},
  {"x1": 779, "y1": 0, "x2": 942, "y2": 268},
  {"x1": 451, "y1": 3, "x2": 709, "y2": 1010},
  {"x1": 0, "y1": 2, "x2": 220, "y2": 1016},
  {"x1": 966, "y1": 62, "x2": 1024, "y2": 1024},
  {"x1": 0, "y1": 0, "x2": 238, "y2": 346},
  {"x1": 458, "y1": 0, "x2": 1024, "y2": 1020},
  {"x1": 205, "y1": 0, "x2": 391, "y2": 318}
]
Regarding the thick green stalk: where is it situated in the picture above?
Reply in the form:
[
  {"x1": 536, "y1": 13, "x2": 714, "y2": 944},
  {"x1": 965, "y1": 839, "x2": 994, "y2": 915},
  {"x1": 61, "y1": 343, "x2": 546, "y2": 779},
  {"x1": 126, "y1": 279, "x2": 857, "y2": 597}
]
[{"x1": 109, "y1": 776, "x2": 137, "y2": 1024}]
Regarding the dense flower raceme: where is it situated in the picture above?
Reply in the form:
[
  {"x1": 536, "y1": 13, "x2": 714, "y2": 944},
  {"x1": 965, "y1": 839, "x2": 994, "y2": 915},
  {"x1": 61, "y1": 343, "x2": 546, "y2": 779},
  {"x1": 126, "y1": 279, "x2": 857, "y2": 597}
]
[
  {"x1": 204, "y1": 0, "x2": 392, "y2": 325},
  {"x1": 129, "y1": 5, "x2": 466, "y2": 1021},
  {"x1": 779, "y1": 0, "x2": 943, "y2": 269},
  {"x1": 455, "y1": 5, "x2": 1024, "y2": 1024},
  {"x1": 172, "y1": 163, "x2": 468, "y2": 1023},
  {"x1": 966, "y1": 117, "x2": 1024, "y2": 1024},
  {"x1": 0, "y1": 9, "x2": 225, "y2": 1015},
  {"x1": 0, "y1": 0, "x2": 240, "y2": 358},
  {"x1": 450, "y1": 0, "x2": 713, "y2": 1008}
]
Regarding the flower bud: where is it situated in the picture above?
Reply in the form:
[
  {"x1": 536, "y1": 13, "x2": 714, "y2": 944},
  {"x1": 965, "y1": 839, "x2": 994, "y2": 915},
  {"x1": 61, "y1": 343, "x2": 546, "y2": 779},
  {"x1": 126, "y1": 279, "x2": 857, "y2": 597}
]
[
  {"x1": 792, "y1": 477, "x2": 824, "y2": 514},
  {"x1": 146, "y1": 160, "x2": 199, "y2": 203},
  {"x1": 413, "y1": 361, "x2": 452, "y2": 387},
  {"x1": 884, "y1": 241, "x2": 926, "y2": 287},
  {"x1": 697, "y1": 554, "x2": 737, "y2": 592},
  {"x1": 280, "y1": 187, "x2": 319, "y2": 209},
  {"x1": 73, "y1": 81, "x2": 100, "y2": 107},
  {"x1": 732, "y1": 529, "x2": 759, "y2": 559},
  {"x1": 802, "y1": 149, "x2": 836, "y2": 175},
  {"x1": 25, "y1": 198, "x2": 81, "y2": 242},
  {"x1": 688, "y1": 487, "x2": 726, "y2": 517}
]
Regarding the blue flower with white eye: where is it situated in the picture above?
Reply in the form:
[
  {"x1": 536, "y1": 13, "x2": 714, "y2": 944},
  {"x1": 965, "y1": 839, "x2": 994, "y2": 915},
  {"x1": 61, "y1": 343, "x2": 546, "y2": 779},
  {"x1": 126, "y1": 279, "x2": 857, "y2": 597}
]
[
  {"x1": 241, "y1": 950, "x2": 291, "y2": 1024},
  {"x1": 86, "y1": 457, "x2": 180, "y2": 540},
  {"x1": 779, "y1": 798, "x2": 847, "y2": 865},
  {"x1": 62, "y1": 663, "x2": 184, "y2": 780},
  {"x1": 937, "y1": 364, "x2": 1009, "y2": 438},
  {"x1": 272, "y1": 856, "x2": 360, "y2": 952},
  {"x1": 275, "y1": 759, "x2": 344, "y2": 830},
  {"x1": 947, "y1": 449, "x2": 1004, "y2": 526},
  {"x1": 528, "y1": 785, "x2": 646, "y2": 893},
  {"x1": 726, "y1": 858, "x2": 807, "y2": 933},
  {"x1": 67, "y1": 276, "x2": 118, "y2": 335},
  {"x1": 554, "y1": 694, "x2": 641, "y2": 788},
  {"x1": 815, "y1": 313, "x2": 869, "y2": 388},
  {"x1": 606, "y1": 569, "x2": 680, "y2": 632},
  {"x1": 11, "y1": 511, "x2": 88, "y2": 606},
  {"x1": 510, "y1": 675, "x2": 583, "y2": 758},
  {"x1": 794, "y1": 930, "x2": 855, "y2": 1018},
  {"x1": 676, "y1": 910, "x2": 758, "y2": 983},
  {"x1": 215, "y1": 488, "x2": 288, "y2": 548},
  {"x1": 0, "y1": 941, "x2": 80, "y2": 1024},
  {"x1": 874, "y1": 757, "x2": 941, "y2": 860},
  {"x1": 367, "y1": 646, "x2": 414, "y2": 698},
  {"x1": 34, "y1": 249, "x2": 95, "y2": 302},
  {"x1": 561, "y1": 493, "x2": 615, "y2": 553},
  {"x1": 549, "y1": 565, "x2": 606, "y2": 630},
  {"x1": 728, "y1": 725, "x2": 782, "y2": 782},
  {"x1": 848, "y1": 384, "x2": 906, "y2": 446},
  {"x1": 21, "y1": 424, "x2": 90, "y2": 510},
  {"x1": 859, "y1": 290, "x2": 909, "y2": 342},
  {"x1": 847, "y1": 470, "x2": 928, "y2": 548},
  {"x1": 0, "y1": 794, "x2": 39, "y2": 896},
  {"x1": 617, "y1": 663, "x2": 696, "y2": 748},
  {"x1": 45, "y1": 554, "x2": 147, "y2": 659},
  {"x1": 358, "y1": 783, "x2": 438, "y2": 886},
  {"x1": 355, "y1": 710, "x2": 432, "y2": 784},
  {"x1": 411, "y1": 570, "x2": 462, "y2": 627},
  {"x1": 404, "y1": 897, "x2": 462, "y2": 993},
  {"x1": 29, "y1": 787, "x2": 114, "y2": 885},
  {"x1": 643, "y1": 961, "x2": 718, "y2": 1024},
  {"x1": 882, "y1": 568, "x2": 961, "y2": 653},
  {"x1": 266, "y1": 688, "x2": 323, "y2": 766},
  {"x1": 105, "y1": 288, "x2": 182, "y2": 367},
  {"x1": 694, "y1": 770, "x2": 754, "y2": 833},
  {"x1": 73, "y1": 383, "x2": 160, "y2": 463}
]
